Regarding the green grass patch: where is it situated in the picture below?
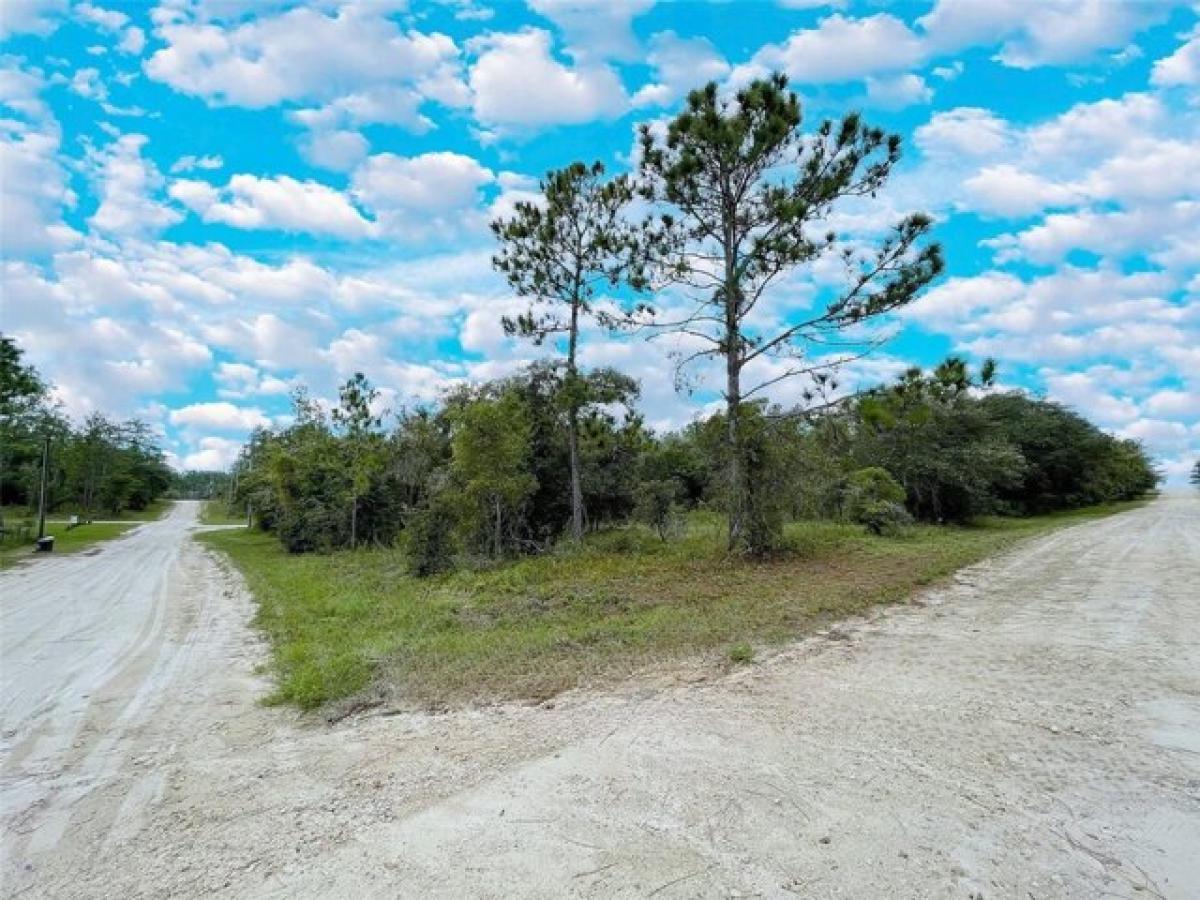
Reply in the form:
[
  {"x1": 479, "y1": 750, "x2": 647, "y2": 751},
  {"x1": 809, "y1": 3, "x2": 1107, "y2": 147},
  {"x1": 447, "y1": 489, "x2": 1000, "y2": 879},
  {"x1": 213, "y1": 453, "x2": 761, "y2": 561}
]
[
  {"x1": 199, "y1": 500, "x2": 247, "y2": 526},
  {"x1": 0, "y1": 521, "x2": 137, "y2": 569},
  {"x1": 1, "y1": 499, "x2": 172, "y2": 524},
  {"x1": 198, "y1": 501, "x2": 1141, "y2": 711}
]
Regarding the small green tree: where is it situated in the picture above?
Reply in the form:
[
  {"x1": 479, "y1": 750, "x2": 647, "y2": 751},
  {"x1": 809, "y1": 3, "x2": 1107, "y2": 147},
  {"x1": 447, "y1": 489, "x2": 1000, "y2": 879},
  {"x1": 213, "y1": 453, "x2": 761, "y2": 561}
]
[
  {"x1": 634, "y1": 478, "x2": 683, "y2": 541},
  {"x1": 1190, "y1": 460, "x2": 1200, "y2": 491},
  {"x1": 492, "y1": 161, "x2": 647, "y2": 542},
  {"x1": 449, "y1": 390, "x2": 537, "y2": 558},
  {"x1": 638, "y1": 74, "x2": 943, "y2": 553},
  {"x1": 332, "y1": 372, "x2": 383, "y2": 548}
]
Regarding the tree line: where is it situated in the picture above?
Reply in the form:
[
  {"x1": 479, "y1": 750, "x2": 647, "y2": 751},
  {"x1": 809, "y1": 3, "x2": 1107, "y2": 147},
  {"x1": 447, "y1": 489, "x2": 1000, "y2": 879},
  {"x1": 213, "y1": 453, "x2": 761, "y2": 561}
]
[
  {"x1": 218, "y1": 74, "x2": 1155, "y2": 566},
  {"x1": 0, "y1": 336, "x2": 173, "y2": 530},
  {"x1": 228, "y1": 354, "x2": 1157, "y2": 574},
  {"x1": 2, "y1": 75, "x2": 1161, "y2": 559}
]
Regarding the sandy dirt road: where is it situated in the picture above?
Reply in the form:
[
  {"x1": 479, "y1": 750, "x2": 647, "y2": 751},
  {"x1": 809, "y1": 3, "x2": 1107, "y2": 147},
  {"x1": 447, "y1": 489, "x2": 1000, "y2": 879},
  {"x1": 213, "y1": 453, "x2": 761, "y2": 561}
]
[{"x1": 2, "y1": 497, "x2": 1198, "y2": 899}]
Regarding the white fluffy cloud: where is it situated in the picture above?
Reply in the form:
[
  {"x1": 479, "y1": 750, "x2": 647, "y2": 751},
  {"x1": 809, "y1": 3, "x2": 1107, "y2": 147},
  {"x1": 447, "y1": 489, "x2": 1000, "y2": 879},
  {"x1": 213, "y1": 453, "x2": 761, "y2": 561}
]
[
  {"x1": 144, "y1": 3, "x2": 468, "y2": 163},
  {"x1": 322, "y1": 328, "x2": 458, "y2": 403},
  {"x1": 170, "y1": 173, "x2": 376, "y2": 239},
  {"x1": 961, "y1": 165, "x2": 1084, "y2": 217},
  {"x1": 145, "y1": 4, "x2": 462, "y2": 109},
  {"x1": 736, "y1": 14, "x2": 924, "y2": 84},
  {"x1": 181, "y1": 436, "x2": 244, "y2": 470},
  {"x1": 0, "y1": 64, "x2": 79, "y2": 255},
  {"x1": 87, "y1": 134, "x2": 182, "y2": 238},
  {"x1": 906, "y1": 90, "x2": 1200, "y2": 269},
  {"x1": 527, "y1": 0, "x2": 654, "y2": 62},
  {"x1": 297, "y1": 129, "x2": 369, "y2": 172},
  {"x1": 0, "y1": 0, "x2": 66, "y2": 38},
  {"x1": 75, "y1": 3, "x2": 127, "y2": 32},
  {"x1": 735, "y1": 3, "x2": 1172, "y2": 97},
  {"x1": 632, "y1": 31, "x2": 729, "y2": 108},
  {"x1": 351, "y1": 151, "x2": 494, "y2": 236},
  {"x1": 214, "y1": 362, "x2": 292, "y2": 399},
  {"x1": 985, "y1": 202, "x2": 1200, "y2": 265},
  {"x1": 468, "y1": 28, "x2": 628, "y2": 129},
  {"x1": 917, "y1": 0, "x2": 1170, "y2": 68},
  {"x1": 169, "y1": 401, "x2": 271, "y2": 431},
  {"x1": 118, "y1": 26, "x2": 146, "y2": 55},
  {"x1": 1152, "y1": 24, "x2": 1200, "y2": 86},
  {"x1": 865, "y1": 72, "x2": 933, "y2": 109}
]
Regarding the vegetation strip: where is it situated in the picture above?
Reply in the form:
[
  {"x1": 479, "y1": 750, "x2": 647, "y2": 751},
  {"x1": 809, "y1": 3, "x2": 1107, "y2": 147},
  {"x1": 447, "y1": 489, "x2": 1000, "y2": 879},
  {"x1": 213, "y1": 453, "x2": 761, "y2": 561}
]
[
  {"x1": 200, "y1": 504, "x2": 1137, "y2": 711},
  {"x1": 0, "y1": 521, "x2": 137, "y2": 569}
]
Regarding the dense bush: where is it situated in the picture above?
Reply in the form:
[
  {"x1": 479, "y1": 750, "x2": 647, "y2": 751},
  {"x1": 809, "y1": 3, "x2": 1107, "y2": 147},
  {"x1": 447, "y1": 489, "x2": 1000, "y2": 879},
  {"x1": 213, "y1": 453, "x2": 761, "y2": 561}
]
[
  {"x1": 844, "y1": 467, "x2": 912, "y2": 535},
  {"x1": 229, "y1": 356, "x2": 1159, "y2": 572},
  {"x1": 404, "y1": 496, "x2": 456, "y2": 577}
]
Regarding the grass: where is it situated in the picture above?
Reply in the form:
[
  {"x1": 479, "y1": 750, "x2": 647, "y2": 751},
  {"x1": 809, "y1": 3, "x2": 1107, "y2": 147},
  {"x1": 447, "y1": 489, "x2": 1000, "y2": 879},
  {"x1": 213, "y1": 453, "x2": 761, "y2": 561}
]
[
  {"x1": 198, "y1": 502, "x2": 1141, "y2": 712},
  {"x1": 0, "y1": 498, "x2": 172, "y2": 523},
  {"x1": 199, "y1": 500, "x2": 248, "y2": 526},
  {"x1": 0, "y1": 520, "x2": 137, "y2": 569}
]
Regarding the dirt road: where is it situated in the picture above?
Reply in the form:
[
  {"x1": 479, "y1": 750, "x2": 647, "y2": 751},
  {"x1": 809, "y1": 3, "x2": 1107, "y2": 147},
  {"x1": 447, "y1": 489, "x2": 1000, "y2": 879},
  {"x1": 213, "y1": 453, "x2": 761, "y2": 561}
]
[{"x1": 2, "y1": 498, "x2": 1198, "y2": 898}]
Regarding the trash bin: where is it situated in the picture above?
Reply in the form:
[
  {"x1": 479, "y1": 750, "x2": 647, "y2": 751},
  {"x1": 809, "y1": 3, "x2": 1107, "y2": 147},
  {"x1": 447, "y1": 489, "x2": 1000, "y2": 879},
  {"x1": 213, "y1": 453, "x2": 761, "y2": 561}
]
[{"x1": 35, "y1": 536, "x2": 55, "y2": 552}]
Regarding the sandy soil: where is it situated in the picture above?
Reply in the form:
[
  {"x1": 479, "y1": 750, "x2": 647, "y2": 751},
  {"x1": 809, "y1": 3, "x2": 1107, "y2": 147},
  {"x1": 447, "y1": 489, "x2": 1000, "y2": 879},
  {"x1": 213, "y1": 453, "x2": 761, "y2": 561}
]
[{"x1": 2, "y1": 497, "x2": 1197, "y2": 899}]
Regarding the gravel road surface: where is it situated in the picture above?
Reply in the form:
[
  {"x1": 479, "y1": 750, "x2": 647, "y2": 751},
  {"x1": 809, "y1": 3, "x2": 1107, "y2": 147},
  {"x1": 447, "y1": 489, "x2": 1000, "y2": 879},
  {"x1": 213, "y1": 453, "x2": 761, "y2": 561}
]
[{"x1": 2, "y1": 497, "x2": 1197, "y2": 898}]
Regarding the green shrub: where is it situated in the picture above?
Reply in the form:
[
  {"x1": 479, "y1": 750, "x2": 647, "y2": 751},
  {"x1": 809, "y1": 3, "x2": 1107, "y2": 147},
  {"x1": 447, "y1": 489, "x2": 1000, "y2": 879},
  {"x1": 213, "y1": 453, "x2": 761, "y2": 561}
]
[
  {"x1": 855, "y1": 500, "x2": 913, "y2": 536},
  {"x1": 845, "y1": 467, "x2": 911, "y2": 535},
  {"x1": 405, "y1": 504, "x2": 456, "y2": 577},
  {"x1": 633, "y1": 478, "x2": 684, "y2": 541}
]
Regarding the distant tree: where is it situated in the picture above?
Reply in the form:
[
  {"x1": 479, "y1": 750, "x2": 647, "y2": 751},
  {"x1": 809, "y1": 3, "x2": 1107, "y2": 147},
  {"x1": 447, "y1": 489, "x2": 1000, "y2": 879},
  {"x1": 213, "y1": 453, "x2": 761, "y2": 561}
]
[
  {"x1": 0, "y1": 335, "x2": 45, "y2": 417},
  {"x1": 1, "y1": 336, "x2": 50, "y2": 519},
  {"x1": 333, "y1": 372, "x2": 383, "y2": 547},
  {"x1": 981, "y1": 391, "x2": 1157, "y2": 510},
  {"x1": 853, "y1": 358, "x2": 1025, "y2": 522},
  {"x1": 1191, "y1": 460, "x2": 1200, "y2": 491},
  {"x1": 171, "y1": 470, "x2": 231, "y2": 501},
  {"x1": 491, "y1": 161, "x2": 647, "y2": 542},
  {"x1": 638, "y1": 74, "x2": 943, "y2": 552},
  {"x1": 258, "y1": 391, "x2": 352, "y2": 552}
]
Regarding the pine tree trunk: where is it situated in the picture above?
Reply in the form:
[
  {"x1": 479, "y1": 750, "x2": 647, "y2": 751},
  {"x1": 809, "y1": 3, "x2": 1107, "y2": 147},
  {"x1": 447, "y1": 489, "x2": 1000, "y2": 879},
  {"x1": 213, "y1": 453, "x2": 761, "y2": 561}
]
[
  {"x1": 567, "y1": 299, "x2": 584, "y2": 541},
  {"x1": 726, "y1": 343, "x2": 743, "y2": 551},
  {"x1": 725, "y1": 262, "x2": 745, "y2": 551}
]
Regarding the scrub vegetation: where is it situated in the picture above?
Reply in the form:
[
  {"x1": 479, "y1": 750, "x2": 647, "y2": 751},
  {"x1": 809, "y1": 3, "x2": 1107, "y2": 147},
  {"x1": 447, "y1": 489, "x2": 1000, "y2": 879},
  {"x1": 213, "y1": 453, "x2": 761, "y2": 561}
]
[{"x1": 192, "y1": 76, "x2": 1158, "y2": 710}]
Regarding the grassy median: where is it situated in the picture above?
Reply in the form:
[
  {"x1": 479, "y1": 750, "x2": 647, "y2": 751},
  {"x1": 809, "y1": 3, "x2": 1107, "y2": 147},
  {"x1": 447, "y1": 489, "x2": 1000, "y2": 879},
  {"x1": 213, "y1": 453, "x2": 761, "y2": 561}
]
[
  {"x1": 0, "y1": 521, "x2": 137, "y2": 569},
  {"x1": 199, "y1": 503, "x2": 1139, "y2": 711}
]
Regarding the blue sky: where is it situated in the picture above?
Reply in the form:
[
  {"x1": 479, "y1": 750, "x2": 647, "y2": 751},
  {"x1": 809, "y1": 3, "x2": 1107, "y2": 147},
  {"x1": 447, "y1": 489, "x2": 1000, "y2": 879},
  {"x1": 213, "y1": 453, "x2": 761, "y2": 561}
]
[{"x1": 1, "y1": 0, "x2": 1198, "y2": 480}]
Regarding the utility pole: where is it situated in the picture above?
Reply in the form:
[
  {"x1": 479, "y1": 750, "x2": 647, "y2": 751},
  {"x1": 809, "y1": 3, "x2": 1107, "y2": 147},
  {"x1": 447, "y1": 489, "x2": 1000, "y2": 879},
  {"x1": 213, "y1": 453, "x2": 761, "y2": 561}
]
[{"x1": 36, "y1": 435, "x2": 49, "y2": 540}]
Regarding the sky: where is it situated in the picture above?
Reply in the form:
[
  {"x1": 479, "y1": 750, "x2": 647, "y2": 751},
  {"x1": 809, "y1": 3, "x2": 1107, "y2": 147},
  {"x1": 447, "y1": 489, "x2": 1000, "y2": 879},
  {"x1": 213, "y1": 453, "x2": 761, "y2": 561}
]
[{"x1": 1, "y1": 0, "x2": 1197, "y2": 481}]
